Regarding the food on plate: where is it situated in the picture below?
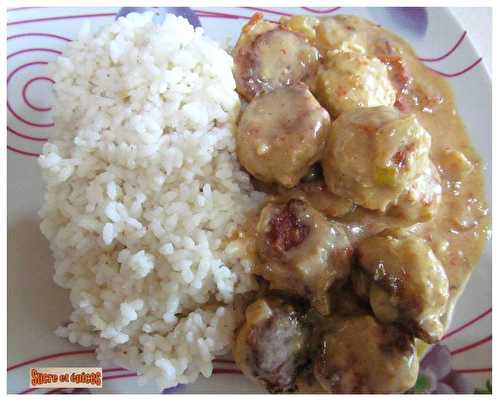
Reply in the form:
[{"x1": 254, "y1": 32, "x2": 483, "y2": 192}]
[
  {"x1": 387, "y1": 162, "x2": 442, "y2": 225},
  {"x1": 39, "y1": 10, "x2": 489, "y2": 394},
  {"x1": 314, "y1": 50, "x2": 396, "y2": 118},
  {"x1": 316, "y1": 14, "x2": 372, "y2": 54},
  {"x1": 39, "y1": 12, "x2": 263, "y2": 390},
  {"x1": 233, "y1": 13, "x2": 319, "y2": 101},
  {"x1": 233, "y1": 296, "x2": 310, "y2": 392},
  {"x1": 313, "y1": 315, "x2": 418, "y2": 393},
  {"x1": 229, "y1": 12, "x2": 489, "y2": 393},
  {"x1": 322, "y1": 106, "x2": 435, "y2": 213},
  {"x1": 236, "y1": 84, "x2": 330, "y2": 188},
  {"x1": 255, "y1": 199, "x2": 352, "y2": 314},
  {"x1": 355, "y1": 234, "x2": 450, "y2": 343}
]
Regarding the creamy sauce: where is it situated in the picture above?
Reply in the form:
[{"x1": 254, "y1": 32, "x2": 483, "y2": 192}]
[
  {"x1": 233, "y1": 14, "x2": 489, "y2": 358},
  {"x1": 343, "y1": 19, "x2": 490, "y2": 329}
]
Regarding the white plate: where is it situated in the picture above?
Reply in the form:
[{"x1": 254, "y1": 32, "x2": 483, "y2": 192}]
[{"x1": 7, "y1": 6, "x2": 492, "y2": 394}]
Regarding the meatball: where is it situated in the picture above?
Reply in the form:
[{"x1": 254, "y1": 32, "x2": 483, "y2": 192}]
[
  {"x1": 237, "y1": 84, "x2": 330, "y2": 188},
  {"x1": 233, "y1": 13, "x2": 319, "y2": 101},
  {"x1": 255, "y1": 199, "x2": 352, "y2": 315},
  {"x1": 313, "y1": 315, "x2": 418, "y2": 393},
  {"x1": 233, "y1": 297, "x2": 310, "y2": 392},
  {"x1": 316, "y1": 15, "x2": 372, "y2": 54},
  {"x1": 314, "y1": 51, "x2": 396, "y2": 118},
  {"x1": 355, "y1": 234, "x2": 450, "y2": 343},
  {"x1": 387, "y1": 162, "x2": 442, "y2": 225},
  {"x1": 321, "y1": 106, "x2": 432, "y2": 211}
]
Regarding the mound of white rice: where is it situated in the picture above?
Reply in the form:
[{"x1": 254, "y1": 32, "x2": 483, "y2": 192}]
[{"x1": 39, "y1": 12, "x2": 262, "y2": 389}]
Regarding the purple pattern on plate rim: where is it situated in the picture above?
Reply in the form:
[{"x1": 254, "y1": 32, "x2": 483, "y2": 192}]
[
  {"x1": 411, "y1": 344, "x2": 474, "y2": 394},
  {"x1": 368, "y1": 7, "x2": 428, "y2": 38}
]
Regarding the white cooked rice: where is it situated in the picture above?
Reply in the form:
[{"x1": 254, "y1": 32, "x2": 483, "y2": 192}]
[{"x1": 38, "y1": 12, "x2": 263, "y2": 389}]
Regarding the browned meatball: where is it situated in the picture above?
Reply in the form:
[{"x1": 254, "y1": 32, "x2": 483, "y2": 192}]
[
  {"x1": 316, "y1": 15, "x2": 375, "y2": 54},
  {"x1": 321, "y1": 106, "x2": 432, "y2": 212},
  {"x1": 233, "y1": 297, "x2": 310, "y2": 392},
  {"x1": 314, "y1": 50, "x2": 396, "y2": 119},
  {"x1": 233, "y1": 13, "x2": 319, "y2": 101},
  {"x1": 237, "y1": 84, "x2": 330, "y2": 188},
  {"x1": 256, "y1": 199, "x2": 352, "y2": 314},
  {"x1": 313, "y1": 315, "x2": 418, "y2": 393},
  {"x1": 355, "y1": 234, "x2": 449, "y2": 343}
]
